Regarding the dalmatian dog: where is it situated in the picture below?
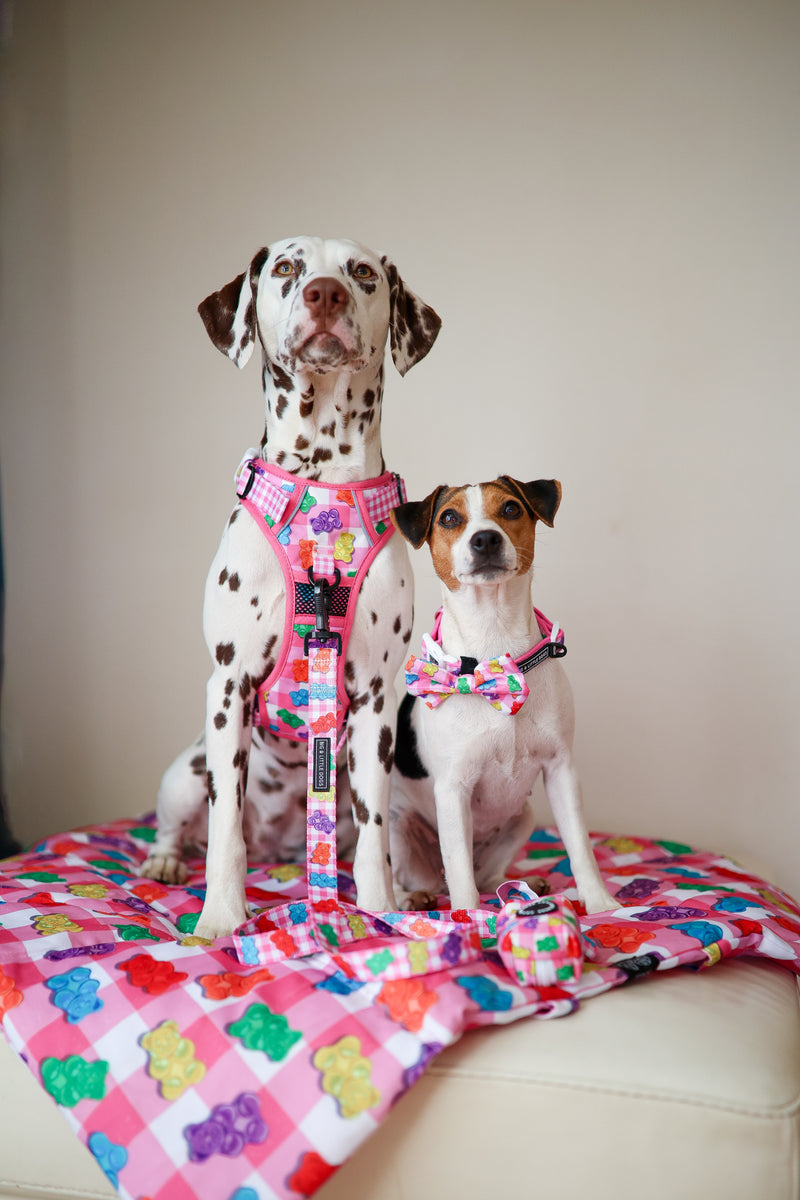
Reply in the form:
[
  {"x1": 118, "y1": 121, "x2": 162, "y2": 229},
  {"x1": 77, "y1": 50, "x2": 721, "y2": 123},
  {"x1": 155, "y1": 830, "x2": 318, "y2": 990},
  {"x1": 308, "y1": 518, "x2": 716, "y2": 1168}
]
[
  {"x1": 142, "y1": 237, "x2": 441, "y2": 939},
  {"x1": 389, "y1": 476, "x2": 616, "y2": 915}
]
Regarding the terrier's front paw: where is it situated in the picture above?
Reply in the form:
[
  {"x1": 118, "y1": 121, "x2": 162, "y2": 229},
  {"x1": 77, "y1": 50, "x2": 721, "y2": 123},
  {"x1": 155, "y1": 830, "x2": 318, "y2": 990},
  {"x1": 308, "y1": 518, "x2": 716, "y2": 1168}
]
[
  {"x1": 140, "y1": 853, "x2": 188, "y2": 886},
  {"x1": 581, "y1": 887, "x2": 617, "y2": 915}
]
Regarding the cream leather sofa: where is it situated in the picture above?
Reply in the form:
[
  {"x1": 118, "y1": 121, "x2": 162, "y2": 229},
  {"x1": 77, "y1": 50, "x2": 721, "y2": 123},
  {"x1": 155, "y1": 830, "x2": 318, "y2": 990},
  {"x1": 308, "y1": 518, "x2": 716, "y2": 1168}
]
[{"x1": 1, "y1": 953, "x2": 798, "y2": 1200}]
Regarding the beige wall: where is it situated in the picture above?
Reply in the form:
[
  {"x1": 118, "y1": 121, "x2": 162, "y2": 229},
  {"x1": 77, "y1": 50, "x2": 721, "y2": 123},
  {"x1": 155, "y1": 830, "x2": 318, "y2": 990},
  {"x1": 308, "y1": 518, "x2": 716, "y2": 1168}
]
[{"x1": 2, "y1": 0, "x2": 798, "y2": 895}]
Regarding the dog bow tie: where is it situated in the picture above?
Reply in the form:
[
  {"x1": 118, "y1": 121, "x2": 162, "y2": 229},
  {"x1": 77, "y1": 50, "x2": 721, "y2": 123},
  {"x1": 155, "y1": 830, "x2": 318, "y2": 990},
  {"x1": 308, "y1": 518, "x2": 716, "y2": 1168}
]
[{"x1": 405, "y1": 637, "x2": 530, "y2": 713}]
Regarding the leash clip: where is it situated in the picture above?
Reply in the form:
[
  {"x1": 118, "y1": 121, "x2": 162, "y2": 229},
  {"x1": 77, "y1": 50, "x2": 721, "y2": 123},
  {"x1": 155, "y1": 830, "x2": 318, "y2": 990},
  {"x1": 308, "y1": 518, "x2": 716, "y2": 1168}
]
[{"x1": 304, "y1": 566, "x2": 342, "y2": 654}]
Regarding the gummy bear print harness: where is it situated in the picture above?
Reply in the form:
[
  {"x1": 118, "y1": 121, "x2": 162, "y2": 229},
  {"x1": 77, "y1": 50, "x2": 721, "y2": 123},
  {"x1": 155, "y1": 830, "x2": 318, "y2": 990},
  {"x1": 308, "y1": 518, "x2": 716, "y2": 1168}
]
[{"x1": 234, "y1": 453, "x2": 405, "y2": 741}]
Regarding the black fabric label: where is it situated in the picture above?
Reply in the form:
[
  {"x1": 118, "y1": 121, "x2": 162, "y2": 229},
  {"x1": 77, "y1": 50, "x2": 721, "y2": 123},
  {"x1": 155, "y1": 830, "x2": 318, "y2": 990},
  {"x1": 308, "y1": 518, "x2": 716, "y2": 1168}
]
[{"x1": 313, "y1": 737, "x2": 331, "y2": 792}]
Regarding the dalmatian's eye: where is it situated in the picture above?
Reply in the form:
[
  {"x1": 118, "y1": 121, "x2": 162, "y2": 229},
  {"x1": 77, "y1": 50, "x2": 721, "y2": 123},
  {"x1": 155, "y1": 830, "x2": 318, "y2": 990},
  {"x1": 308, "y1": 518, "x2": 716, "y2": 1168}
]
[
  {"x1": 354, "y1": 262, "x2": 376, "y2": 280},
  {"x1": 500, "y1": 500, "x2": 522, "y2": 519},
  {"x1": 273, "y1": 260, "x2": 295, "y2": 277},
  {"x1": 439, "y1": 509, "x2": 463, "y2": 528}
]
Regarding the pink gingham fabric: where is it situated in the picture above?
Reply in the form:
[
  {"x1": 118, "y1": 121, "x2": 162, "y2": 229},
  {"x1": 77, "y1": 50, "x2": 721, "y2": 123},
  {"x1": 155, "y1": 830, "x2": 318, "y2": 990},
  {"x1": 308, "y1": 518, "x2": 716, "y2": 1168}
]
[
  {"x1": 2, "y1": 820, "x2": 800, "y2": 1200},
  {"x1": 234, "y1": 455, "x2": 405, "y2": 741}
]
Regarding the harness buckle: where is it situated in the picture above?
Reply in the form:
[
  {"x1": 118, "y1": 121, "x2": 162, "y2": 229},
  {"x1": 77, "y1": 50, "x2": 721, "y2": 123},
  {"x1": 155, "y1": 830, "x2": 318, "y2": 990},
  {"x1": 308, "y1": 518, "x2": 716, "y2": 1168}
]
[{"x1": 304, "y1": 566, "x2": 343, "y2": 655}]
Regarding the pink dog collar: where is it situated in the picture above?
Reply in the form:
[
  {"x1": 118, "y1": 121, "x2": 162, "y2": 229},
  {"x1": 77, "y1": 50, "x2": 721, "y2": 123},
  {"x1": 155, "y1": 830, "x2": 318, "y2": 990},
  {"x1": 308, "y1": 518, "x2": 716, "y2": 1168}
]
[{"x1": 405, "y1": 607, "x2": 566, "y2": 712}]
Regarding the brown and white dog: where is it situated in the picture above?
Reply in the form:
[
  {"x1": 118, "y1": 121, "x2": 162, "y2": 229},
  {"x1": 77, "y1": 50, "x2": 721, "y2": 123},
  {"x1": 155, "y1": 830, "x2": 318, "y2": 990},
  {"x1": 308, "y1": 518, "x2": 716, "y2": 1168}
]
[
  {"x1": 389, "y1": 476, "x2": 616, "y2": 915},
  {"x1": 142, "y1": 237, "x2": 440, "y2": 938}
]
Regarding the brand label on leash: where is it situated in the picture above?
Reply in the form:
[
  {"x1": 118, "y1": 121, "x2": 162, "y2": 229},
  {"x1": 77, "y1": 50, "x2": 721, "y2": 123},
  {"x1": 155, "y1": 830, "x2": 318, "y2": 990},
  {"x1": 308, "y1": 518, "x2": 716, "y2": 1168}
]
[{"x1": 313, "y1": 737, "x2": 331, "y2": 792}]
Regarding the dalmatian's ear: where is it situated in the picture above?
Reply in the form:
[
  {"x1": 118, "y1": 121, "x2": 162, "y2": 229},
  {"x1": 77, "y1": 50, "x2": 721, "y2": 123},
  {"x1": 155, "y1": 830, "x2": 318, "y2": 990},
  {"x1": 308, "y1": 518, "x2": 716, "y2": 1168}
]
[
  {"x1": 381, "y1": 257, "x2": 442, "y2": 377},
  {"x1": 197, "y1": 247, "x2": 269, "y2": 369},
  {"x1": 499, "y1": 477, "x2": 562, "y2": 528},
  {"x1": 391, "y1": 486, "x2": 447, "y2": 548}
]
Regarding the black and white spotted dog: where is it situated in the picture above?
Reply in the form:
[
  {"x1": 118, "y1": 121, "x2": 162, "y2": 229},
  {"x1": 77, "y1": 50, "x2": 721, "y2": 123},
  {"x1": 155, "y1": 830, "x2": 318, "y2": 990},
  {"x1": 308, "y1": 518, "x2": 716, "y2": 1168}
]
[{"x1": 142, "y1": 237, "x2": 441, "y2": 939}]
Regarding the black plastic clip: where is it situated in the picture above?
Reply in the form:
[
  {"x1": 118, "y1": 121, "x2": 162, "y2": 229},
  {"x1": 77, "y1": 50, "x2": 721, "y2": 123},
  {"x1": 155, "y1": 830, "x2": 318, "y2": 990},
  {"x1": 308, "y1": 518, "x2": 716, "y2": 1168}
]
[
  {"x1": 304, "y1": 566, "x2": 342, "y2": 655},
  {"x1": 548, "y1": 642, "x2": 568, "y2": 659}
]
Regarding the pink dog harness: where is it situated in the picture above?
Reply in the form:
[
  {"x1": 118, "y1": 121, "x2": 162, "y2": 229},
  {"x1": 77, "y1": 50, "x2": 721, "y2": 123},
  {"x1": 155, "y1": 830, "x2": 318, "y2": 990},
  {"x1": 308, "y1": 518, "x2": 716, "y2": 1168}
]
[
  {"x1": 405, "y1": 607, "x2": 567, "y2": 713},
  {"x1": 234, "y1": 453, "x2": 405, "y2": 741}
]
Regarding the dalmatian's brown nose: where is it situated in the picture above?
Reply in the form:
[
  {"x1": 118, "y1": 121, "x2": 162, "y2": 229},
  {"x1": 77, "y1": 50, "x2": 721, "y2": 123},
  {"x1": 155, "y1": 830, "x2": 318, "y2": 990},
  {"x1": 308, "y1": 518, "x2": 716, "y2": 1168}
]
[
  {"x1": 470, "y1": 529, "x2": 503, "y2": 557},
  {"x1": 303, "y1": 277, "x2": 349, "y2": 323}
]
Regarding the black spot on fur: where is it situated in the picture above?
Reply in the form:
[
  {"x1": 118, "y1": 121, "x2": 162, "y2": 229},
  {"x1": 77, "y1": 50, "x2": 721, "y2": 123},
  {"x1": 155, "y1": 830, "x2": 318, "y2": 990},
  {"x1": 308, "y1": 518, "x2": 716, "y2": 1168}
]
[
  {"x1": 207, "y1": 770, "x2": 217, "y2": 803},
  {"x1": 225, "y1": 679, "x2": 235, "y2": 695},
  {"x1": 233, "y1": 749, "x2": 247, "y2": 769},
  {"x1": 250, "y1": 596, "x2": 259, "y2": 607},
  {"x1": 352, "y1": 790, "x2": 370, "y2": 825},
  {"x1": 239, "y1": 673, "x2": 252, "y2": 701},
  {"x1": 228, "y1": 572, "x2": 240, "y2": 591},
  {"x1": 378, "y1": 725, "x2": 393, "y2": 773},
  {"x1": 393, "y1": 615, "x2": 402, "y2": 634},
  {"x1": 258, "y1": 778, "x2": 285, "y2": 794},
  {"x1": 370, "y1": 611, "x2": 378, "y2": 625},
  {"x1": 374, "y1": 695, "x2": 384, "y2": 714},
  {"x1": 216, "y1": 642, "x2": 235, "y2": 666},
  {"x1": 311, "y1": 447, "x2": 333, "y2": 465},
  {"x1": 243, "y1": 700, "x2": 252, "y2": 726},
  {"x1": 263, "y1": 634, "x2": 278, "y2": 663},
  {"x1": 190, "y1": 753, "x2": 206, "y2": 776},
  {"x1": 349, "y1": 690, "x2": 370, "y2": 714},
  {"x1": 347, "y1": 746, "x2": 356, "y2": 775},
  {"x1": 345, "y1": 660, "x2": 356, "y2": 682},
  {"x1": 374, "y1": 812, "x2": 383, "y2": 826},
  {"x1": 218, "y1": 567, "x2": 228, "y2": 585},
  {"x1": 228, "y1": 508, "x2": 239, "y2": 526},
  {"x1": 275, "y1": 395, "x2": 288, "y2": 420},
  {"x1": 370, "y1": 675, "x2": 384, "y2": 697},
  {"x1": 295, "y1": 435, "x2": 310, "y2": 451},
  {"x1": 394, "y1": 694, "x2": 428, "y2": 779},
  {"x1": 339, "y1": 444, "x2": 352, "y2": 456},
  {"x1": 271, "y1": 362, "x2": 295, "y2": 393},
  {"x1": 299, "y1": 398, "x2": 314, "y2": 419},
  {"x1": 363, "y1": 389, "x2": 375, "y2": 408},
  {"x1": 320, "y1": 421, "x2": 336, "y2": 437},
  {"x1": 214, "y1": 712, "x2": 227, "y2": 729}
]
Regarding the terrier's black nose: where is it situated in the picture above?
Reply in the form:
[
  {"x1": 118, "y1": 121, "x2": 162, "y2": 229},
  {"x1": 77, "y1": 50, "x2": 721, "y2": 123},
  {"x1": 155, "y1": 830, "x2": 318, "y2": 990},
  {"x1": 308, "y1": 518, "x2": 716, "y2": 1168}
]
[{"x1": 469, "y1": 529, "x2": 503, "y2": 557}]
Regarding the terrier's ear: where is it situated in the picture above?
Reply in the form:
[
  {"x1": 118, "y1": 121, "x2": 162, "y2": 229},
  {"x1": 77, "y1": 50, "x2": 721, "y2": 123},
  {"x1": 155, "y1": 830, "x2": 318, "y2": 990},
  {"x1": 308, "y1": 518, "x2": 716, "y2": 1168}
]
[
  {"x1": 499, "y1": 477, "x2": 562, "y2": 527},
  {"x1": 380, "y1": 257, "x2": 442, "y2": 376},
  {"x1": 391, "y1": 486, "x2": 447, "y2": 548},
  {"x1": 197, "y1": 247, "x2": 269, "y2": 369}
]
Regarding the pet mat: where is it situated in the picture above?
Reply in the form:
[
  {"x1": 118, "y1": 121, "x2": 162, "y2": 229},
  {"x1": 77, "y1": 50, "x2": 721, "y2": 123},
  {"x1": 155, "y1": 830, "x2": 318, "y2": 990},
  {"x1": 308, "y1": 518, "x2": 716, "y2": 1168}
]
[{"x1": 1, "y1": 817, "x2": 799, "y2": 1200}]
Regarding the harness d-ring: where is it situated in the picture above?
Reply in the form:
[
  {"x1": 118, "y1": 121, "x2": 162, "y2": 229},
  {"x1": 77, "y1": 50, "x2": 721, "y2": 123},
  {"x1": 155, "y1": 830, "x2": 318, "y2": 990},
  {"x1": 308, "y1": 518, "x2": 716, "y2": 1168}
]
[{"x1": 304, "y1": 565, "x2": 343, "y2": 655}]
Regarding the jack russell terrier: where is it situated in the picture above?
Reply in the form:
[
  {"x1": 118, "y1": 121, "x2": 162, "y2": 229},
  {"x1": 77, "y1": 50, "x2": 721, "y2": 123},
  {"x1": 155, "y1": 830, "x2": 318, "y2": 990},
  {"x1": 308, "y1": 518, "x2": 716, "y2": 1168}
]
[
  {"x1": 389, "y1": 476, "x2": 616, "y2": 915},
  {"x1": 142, "y1": 237, "x2": 440, "y2": 938}
]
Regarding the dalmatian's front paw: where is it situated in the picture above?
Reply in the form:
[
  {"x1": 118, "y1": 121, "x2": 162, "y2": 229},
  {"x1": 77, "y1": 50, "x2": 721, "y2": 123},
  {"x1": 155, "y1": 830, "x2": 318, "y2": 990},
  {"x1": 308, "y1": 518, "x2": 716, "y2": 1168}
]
[
  {"x1": 140, "y1": 853, "x2": 188, "y2": 886},
  {"x1": 194, "y1": 896, "x2": 251, "y2": 941}
]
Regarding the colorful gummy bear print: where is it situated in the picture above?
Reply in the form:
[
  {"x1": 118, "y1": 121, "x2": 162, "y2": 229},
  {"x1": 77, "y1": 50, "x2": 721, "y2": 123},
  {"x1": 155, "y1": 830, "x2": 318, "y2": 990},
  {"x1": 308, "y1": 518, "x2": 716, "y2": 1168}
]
[
  {"x1": 140, "y1": 1019, "x2": 206, "y2": 1100},
  {"x1": 377, "y1": 978, "x2": 438, "y2": 1032},
  {"x1": 227, "y1": 1002, "x2": 303, "y2": 1061},
  {"x1": 288, "y1": 1150, "x2": 336, "y2": 1195},
  {"x1": 45, "y1": 966, "x2": 103, "y2": 1023},
  {"x1": 456, "y1": 974, "x2": 513, "y2": 1012},
  {"x1": 312, "y1": 1034, "x2": 380, "y2": 1119},
  {"x1": 184, "y1": 1092, "x2": 267, "y2": 1162},
  {"x1": 41, "y1": 1053, "x2": 108, "y2": 1106},
  {"x1": 118, "y1": 953, "x2": 188, "y2": 995},
  {"x1": 197, "y1": 967, "x2": 274, "y2": 1000},
  {"x1": 88, "y1": 1132, "x2": 127, "y2": 1188},
  {"x1": 0, "y1": 966, "x2": 23, "y2": 1017}
]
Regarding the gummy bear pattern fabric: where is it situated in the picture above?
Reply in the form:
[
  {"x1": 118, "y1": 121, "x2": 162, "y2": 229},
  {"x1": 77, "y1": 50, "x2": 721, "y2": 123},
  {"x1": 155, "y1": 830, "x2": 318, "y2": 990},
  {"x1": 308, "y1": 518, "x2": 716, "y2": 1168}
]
[
  {"x1": 1, "y1": 818, "x2": 799, "y2": 1200},
  {"x1": 234, "y1": 455, "x2": 405, "y2": 741}
]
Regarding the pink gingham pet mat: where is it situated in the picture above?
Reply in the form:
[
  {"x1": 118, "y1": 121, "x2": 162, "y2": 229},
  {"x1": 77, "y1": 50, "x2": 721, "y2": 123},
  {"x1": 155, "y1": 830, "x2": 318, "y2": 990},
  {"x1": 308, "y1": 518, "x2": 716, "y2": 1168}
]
[{"x1": 1, "y1": 817, "x2": 799, "y2": 1200}]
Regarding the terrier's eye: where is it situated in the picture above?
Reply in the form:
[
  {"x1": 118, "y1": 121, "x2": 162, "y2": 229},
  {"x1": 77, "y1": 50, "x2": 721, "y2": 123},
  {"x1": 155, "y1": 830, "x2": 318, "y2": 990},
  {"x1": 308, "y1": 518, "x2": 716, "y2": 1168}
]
[
  {"x1": 500, "y1": 500, "x2": 522, "y2": 519},
  {"x1": 272, "y1": 260, "x2": 295, "y2": 277},
  {"x1": 354, "y1": 262, "x2": 376, "y2": 280},
  {"x1": 439, "y1": 509, "x2": 462, "y2": 528}
]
